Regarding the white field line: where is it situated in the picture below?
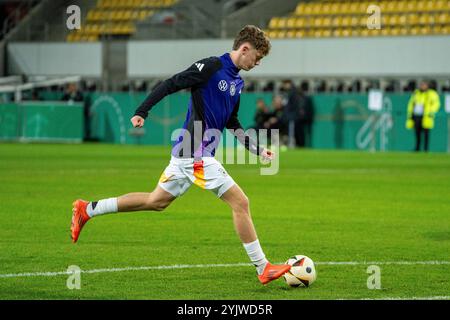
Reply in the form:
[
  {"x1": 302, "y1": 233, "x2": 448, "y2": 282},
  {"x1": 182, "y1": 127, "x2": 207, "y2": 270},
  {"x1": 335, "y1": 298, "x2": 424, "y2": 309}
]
[
  {"x1": 0, "y1": 261, "x2": 449, "y2": 279},
  {"x1": 359, "y1": 296, "x2": 450, "y2": 300}
]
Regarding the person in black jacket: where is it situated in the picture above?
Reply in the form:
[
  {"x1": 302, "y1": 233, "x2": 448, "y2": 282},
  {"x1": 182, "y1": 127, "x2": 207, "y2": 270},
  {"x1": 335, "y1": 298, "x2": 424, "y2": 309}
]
[
  {"x1": 296, "y1": 89, "x2": 314, "y2": 148},
  {"x1": 253, "y1": 98, "x2": 270, "y2": 130}
]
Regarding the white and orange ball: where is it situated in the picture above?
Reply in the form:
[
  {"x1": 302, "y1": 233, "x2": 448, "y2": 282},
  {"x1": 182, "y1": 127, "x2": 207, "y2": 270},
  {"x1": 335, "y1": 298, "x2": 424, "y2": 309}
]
[{"x1": 283, "y1": 255, "x2": 317, "y2": 287}]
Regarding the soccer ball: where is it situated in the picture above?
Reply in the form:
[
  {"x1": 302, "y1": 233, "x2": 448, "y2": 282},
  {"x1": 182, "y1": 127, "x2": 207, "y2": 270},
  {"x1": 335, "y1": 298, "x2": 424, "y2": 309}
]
[{"x1": 283, "y1": 255, "x2": 317, "y2": 287}]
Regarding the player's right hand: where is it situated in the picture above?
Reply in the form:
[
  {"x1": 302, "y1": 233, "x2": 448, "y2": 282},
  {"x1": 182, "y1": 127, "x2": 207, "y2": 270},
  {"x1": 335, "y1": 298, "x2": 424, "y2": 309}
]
[{"x1": 131, "y1": 115, "x2": 145, "y2": 128}]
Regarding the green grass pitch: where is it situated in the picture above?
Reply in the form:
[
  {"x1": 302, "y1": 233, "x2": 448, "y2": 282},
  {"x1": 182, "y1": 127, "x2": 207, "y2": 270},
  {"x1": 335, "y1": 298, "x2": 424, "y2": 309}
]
[{"x1": 0, "y1": 143, "x2": 449, "y2": 299}]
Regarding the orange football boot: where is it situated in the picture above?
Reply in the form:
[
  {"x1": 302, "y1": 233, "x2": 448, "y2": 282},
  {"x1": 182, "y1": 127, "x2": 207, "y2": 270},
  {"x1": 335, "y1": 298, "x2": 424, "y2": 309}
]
[
  {"x1": 258, "y1": 262, "x2": 291, "y2": 285},
  {"x1": 70, "y1": 199, "x2": 90, "y2": 243}
]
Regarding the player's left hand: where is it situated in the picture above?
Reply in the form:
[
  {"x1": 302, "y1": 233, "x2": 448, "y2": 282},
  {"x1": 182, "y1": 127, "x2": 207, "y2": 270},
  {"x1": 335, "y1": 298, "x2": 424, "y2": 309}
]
[{"x1": 261, "y1": 148, "x2": 275, "y2": 162}]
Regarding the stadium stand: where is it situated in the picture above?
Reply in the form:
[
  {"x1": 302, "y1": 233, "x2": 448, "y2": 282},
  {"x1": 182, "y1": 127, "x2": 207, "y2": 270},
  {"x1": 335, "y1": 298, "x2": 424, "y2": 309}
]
[
  {"x1": 66, "y1": 0, "x2": 179, "y2": 42},
  {"x1": 266, "y1": 0, "x2": 450, "y2": 38}
]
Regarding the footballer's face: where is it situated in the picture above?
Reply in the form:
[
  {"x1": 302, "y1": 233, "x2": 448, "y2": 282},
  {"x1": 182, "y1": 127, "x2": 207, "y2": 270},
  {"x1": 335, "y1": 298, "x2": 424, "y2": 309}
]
[{"x1": 239, "y1": 44, "x2": 264, "y2": 71}]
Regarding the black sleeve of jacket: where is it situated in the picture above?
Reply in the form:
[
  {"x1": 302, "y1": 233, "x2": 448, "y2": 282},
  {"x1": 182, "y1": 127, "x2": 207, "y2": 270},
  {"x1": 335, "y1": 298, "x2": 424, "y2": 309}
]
[
  {"x1": 226, "y1": 98, "x2": 264, "y2": 156},
  {"x1": 134, "y1": 57, "x2": 222, "y2": 119}
]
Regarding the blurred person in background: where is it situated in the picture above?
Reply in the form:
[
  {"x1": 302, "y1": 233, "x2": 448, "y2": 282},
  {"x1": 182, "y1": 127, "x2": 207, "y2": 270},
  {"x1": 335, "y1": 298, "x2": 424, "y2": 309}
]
[
  {"x1": 62, "y1": 82, "x2": 91, "y2": 141},
  {"x1": 405, "y1": 79, "x2": 441, "y2": 152},
  {"x1": 62, "y1": 83, "x2": 84, "y2": 103},
  {"x1": 253, "y1": 98, "x2": 270, "y2": 130},
  {"x1": 280, "y1": 79, "x2": 300, "y2": 148},
  {"x1": 264, "y1": 94, "x2": 287, "y2": 147},
  {"x1": 296, "y1": 88, "x2": 314, "y2": 148}
]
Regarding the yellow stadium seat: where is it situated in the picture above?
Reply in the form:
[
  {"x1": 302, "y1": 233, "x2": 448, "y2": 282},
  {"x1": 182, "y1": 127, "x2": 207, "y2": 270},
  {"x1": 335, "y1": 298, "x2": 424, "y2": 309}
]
[
  {"x1": 424, "y1": 0, "x2": 435, "y2": 11},
  {"x1": 131, "y1": 10, "x2": 139, "y2": 20},
  {"x1": 420, "y1": 26, "x2": 431, "y2": 35},
  {"x1": 367, "y1": 28, "x2": 381, "y2": 36},
  {"x1": 313, "y1": 17, "x2": 324, "y2": 27},
  {"x1": 286, "y1": 17, "x2": 296, "y2": 29},
  {"x1": 350, "y1": 28, "x2": 360, "y2": 37},
  {"x1": 385, "y1": 1, "x2": 397, "y2": 13},
  {"x1": 295, "y1": 3, "x2": 305, "y2": 16},
  {"x1": 124, "y1": 10, "x2": 132, "y2": 20},
  {"x1": 267, "y1": 30, "x2": 277, "y2": 39},
  {"x1": 348, "y1": 2, "x2": 359, "y2": 14},
  {"x1": 322, "y1": 29, "x2": 332, "y2": 37},
  {"x1": 357, "y1": 2, "x2": 368, "y2": 13},
  {"x1": 138, "y1": 10, "x2": 151, "y2": 20},
  {"x1": 387, "y1": 15, "x2": 399, "y2": 25},
  {"x1": 278, "y1": 30, "x2": 287, "y2": 38},
  {"x1": 399, "y1": 27, "x2": 409, "y2": 36},
  {"x1": 87, "y1": 11, "x2": 95, "y2": 21},
  {"x1": 408, "y1": 13, "x2": 419, "y2": 25},
  {"x1": 277, "y1": 17, "x2": 287, "y2": 29},
  {"x1": 359, "y1": 16, "x2": 367, "y2": 27},
  {"x1": 398, "y1": 15, "x2": 407, "y2": 25},
  {"x1": 341, "y1": 16, "x2": 351, "y2": 27},
  {"x1": 302, "y1": 4, "x2": 312, "y2": 15},
  {"x1": 330, "y1": 3, "x2": 339, "y2": 14},
  {"x1": 436, "y1": 12, "x2": 449, "y2": 24},
  {"x1": 397, "y1": 1, "x2": 407, "y2": 12},
  {"x1": 313, "y1": 29, "x2": 324, "y2": 38},
  {"x1": 87, "y1": 35, "x2": 98, "y2": 42},
  {"x1": 311, "y1": 3, "x2": 321, "y2": 15},
  {"x1": 286, "y1": 30, "x2": 296, "y2": 38},
  {"x1": 405, "y1": 0, "x2": 418, "y2": 12},
  {"x1": 410, "y1": 26, "x2": 420, "y2": 35},
  {"x1": 333, "y1": 28, "x2": 343, "y2": 37},
  {"x1": 295, "y1": 29, "x2": 306, "y2": 38},
  {"x1": 321, "y1": 3, "x2": 331, "y2": 14},
  {"x1": 332, "y1": 16, "x2": 343, "y2": 27},
  {"x1": 416, "y1": 0, "x2": 425, "y2": 11},
  {"x1": 268, "y1": 17, "x2": 280, "y2": 29},
  {"x1": 432, "y1": 25, "x2": 443, "y2": 34},
  {"x1": 360, "y1": 28, "x2": 369, "y2": 37},
  {"x1": 295, "y1": 18, "x2": 305, "y2": 28},
  {"x1": 390, "y1": 27, "x2": 400, "y2": 36},
  {"x1": 418, "y1": 15, "x2": 430, "y2": 25},
  {"x1": 323, "y1": 17, "x2": 332, "y2": 27},
  {"x1": 340, "y1": 2, "x2": 350, "y2": 14},
  {"x1": 341, "y1": 28, "x2": 352, "y2": 37}
]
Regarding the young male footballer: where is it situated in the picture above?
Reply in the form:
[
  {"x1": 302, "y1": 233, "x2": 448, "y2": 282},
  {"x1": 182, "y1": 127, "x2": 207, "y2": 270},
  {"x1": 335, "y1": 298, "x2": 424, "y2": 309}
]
[{"x1": 71, "y1": 25, "x2": 291, "y2": 285}]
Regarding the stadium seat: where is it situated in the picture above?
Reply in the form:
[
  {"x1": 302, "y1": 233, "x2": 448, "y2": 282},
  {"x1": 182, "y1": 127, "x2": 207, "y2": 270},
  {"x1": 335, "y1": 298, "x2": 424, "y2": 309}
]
[
  {"x1": 387, "y1": 15, "x2": 400, "y2": 26},
  {"x1": 408, "y1": 13, "x2": 419, "y2": 25},
  {"x1": 278, "y1": 17, "x2": 287, "y2": 29},
  {"x1": 286, "y1": 30, "x2": 296, "y2": 38},
  {"x1": 332, "y1": 16, "x2": 343, "y2": 27},
  {"x1": 348, "y1": 2, "x2": 359, "y2": 14},
  {"x1": 322, "y1": 17, "x2": 331, "y2": 27},
  {"x1": 70, "y1": 0, "x2": 175, "y2": 41},
  {"x1": 295, "y1": 18, "x2": 305, "y2": 28},
  {"x1": 295, "y1": 3, "x2": 305, "y2": 16},
  {"x1": 295, "y1": 29, "x2": 306, "y2": 38},
  {"x1": 264, "y1": 0, "x2": 448, "y2": 39},
  {"x1": 268, "y1": 17, "x2": 280, "y2": 29},
  {"x1": 286, "y1": 17, "x2": 296, "y2": 29},
  {"x1": 420, "y1": 26, "x2": 432, "y2": 35},
  {"x1": 313, "y1": 17, "x2": 324, "y2": 27},
  {"x1": 311, "y1": 3, "x2": 321, "y2": 15}
]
